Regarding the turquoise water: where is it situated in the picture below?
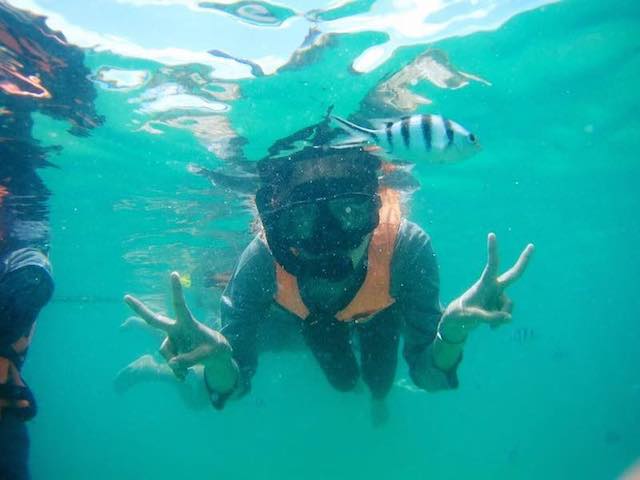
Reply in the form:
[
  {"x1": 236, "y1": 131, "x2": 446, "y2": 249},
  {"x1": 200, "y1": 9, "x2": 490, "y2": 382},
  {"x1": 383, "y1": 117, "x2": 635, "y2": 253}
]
[{"x1": 4, "y1": 0, "x2": 639, "y2": 478}]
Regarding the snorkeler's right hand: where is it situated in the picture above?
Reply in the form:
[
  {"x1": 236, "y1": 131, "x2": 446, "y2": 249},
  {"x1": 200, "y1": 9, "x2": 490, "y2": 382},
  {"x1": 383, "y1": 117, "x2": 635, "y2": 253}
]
[{"x1": 123, "y1": 272, "x2": 232, "y2": 381}]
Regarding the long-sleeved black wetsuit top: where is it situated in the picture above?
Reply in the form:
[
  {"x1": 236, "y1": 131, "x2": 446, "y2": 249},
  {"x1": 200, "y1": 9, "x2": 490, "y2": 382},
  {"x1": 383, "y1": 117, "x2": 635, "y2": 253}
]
[{"x1": 219, "y1": 220, "x2": 460, "y2": 404}]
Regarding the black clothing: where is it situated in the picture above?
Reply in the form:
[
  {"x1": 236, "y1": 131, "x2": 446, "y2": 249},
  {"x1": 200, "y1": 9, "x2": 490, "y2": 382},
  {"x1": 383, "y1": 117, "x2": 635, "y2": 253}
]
[
  {"x1": 0, "y1": 413, "x2": 30, "y2": 480},
  {"x1": 0, "y1": 248, "x2": 53, "y2": 480},
  {"x1": 219, "y1": 220, "x2": 459, "y2": 407}
]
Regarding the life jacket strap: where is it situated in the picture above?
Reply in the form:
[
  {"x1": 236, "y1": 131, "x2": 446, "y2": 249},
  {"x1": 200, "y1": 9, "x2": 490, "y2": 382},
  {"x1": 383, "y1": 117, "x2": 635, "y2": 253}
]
[
  {"x1": 0, "y1": 327, "x2": 37, "y2": 420},
  {"x1": 274, "y1": 187, "x2": 402, "y2": 323}
]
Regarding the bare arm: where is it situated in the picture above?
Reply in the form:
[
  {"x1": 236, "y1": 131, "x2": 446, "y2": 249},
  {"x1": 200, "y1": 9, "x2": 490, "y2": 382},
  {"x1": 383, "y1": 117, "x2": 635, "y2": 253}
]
[
  {"x1": 434, "y1": 233, "x2": 535, "y2": 369},
  {"x1": 124, "y1": 272, "x2": 238, "y2": 405}
]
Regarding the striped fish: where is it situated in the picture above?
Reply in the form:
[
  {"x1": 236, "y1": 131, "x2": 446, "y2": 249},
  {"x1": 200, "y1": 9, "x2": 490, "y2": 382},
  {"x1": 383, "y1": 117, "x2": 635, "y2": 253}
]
[{"x1": 332, "y1": 114, "x2": 480, "y2": 164}]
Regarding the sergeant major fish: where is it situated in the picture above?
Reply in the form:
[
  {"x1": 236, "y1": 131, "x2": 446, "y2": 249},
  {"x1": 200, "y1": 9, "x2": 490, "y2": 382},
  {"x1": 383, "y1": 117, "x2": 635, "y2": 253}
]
[{"x1": 331, "y1": 114, "x2": 480, "y2": 164}]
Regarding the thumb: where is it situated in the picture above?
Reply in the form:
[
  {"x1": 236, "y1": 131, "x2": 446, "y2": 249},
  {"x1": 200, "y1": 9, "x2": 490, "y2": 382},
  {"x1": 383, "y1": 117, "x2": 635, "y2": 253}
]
[
  {"x1": 169, "y1": 345, "x2": 213, "y2": 370},
  {"x1": 463, "y1": 306, "x2": 512, "y2": 325}
]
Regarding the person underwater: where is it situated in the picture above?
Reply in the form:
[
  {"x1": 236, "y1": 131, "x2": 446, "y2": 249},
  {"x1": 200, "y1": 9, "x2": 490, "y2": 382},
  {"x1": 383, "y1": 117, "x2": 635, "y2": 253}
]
[{"x1": 121, "y1": 114, "x2": 534, "y2": 424}]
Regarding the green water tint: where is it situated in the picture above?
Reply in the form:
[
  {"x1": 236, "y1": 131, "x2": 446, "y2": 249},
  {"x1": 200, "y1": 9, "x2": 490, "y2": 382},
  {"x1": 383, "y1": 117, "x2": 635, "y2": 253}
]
[{"x1": 25, "y1": 0, "x2": 640, "y2": 478}]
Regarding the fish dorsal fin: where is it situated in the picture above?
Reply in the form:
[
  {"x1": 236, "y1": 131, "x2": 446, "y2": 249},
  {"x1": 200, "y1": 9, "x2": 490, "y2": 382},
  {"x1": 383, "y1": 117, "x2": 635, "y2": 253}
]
[
  {"x1": 331, "y1": 115, "x2": 378, "y2": 135},
  {"x1": 368, "y1": 118, "x2": 398, "y2": 131}
]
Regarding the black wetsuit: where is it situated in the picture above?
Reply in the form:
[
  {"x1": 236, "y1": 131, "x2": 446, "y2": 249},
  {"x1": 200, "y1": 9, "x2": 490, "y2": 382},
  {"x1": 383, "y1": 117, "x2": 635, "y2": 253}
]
[
  {"x1": 0, "y1": 247, "x2": 53, "y2": 480},
  {"x1": 219, "y1": 220, "x2": 460, "y2": 407}
]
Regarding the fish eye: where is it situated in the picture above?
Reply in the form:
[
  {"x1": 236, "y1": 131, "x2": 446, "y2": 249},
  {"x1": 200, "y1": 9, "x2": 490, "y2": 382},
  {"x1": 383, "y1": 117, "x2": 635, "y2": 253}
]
[{"x1": 468, "y1": 133, "x2": 477, "y2": 143}]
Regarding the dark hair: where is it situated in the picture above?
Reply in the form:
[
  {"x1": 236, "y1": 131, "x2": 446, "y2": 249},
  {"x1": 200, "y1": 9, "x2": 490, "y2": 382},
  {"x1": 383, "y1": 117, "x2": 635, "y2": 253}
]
[
  {"x1": 258, "y1": 145, "x2": 380, "y2": 189},
  {"x1": 255, "y1": 146, "x2": 381, "y2": 221}
]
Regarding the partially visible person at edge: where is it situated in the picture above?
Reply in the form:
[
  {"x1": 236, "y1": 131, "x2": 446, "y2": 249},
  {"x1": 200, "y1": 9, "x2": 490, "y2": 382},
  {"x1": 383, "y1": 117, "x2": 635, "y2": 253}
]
[
  {"x1": 1, "y1": 3, "x2": 103, "y2": 479},
  {"x1": 124, "y1": 115, "x2": 534, "y2": 423}
]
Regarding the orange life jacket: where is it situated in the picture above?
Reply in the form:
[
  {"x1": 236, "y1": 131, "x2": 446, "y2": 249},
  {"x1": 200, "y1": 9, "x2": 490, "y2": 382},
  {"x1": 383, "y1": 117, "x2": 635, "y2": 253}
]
[
  {"x1": 274, "y1": 188, "x2": 402, "y2": 323},
  {"x1": 0, "y1": 323, "x2": 37, "y2": 420}
]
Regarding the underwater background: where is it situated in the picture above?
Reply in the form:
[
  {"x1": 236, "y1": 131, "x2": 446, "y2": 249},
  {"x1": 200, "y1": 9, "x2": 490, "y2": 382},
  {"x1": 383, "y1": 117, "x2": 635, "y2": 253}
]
[{"x1": 2, "y1": 0, "x2": 639, "y2": 478}]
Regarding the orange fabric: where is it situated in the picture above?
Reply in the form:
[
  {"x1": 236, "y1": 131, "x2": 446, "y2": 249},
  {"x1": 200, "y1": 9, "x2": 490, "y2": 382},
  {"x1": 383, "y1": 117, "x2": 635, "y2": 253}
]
[
  {"x1": 275, "y1": 187, "x2": 402, "y2": 323},
  {"x1": 0, "y1": 329, "x2": 34, "y2": 417},
  {"x1": 0, "y1": 25, "x2": 22, "y2": 53},
  {"x1": 12, "y1": 324, "x2": 35, "y2": 355},
  {"x1": 275, "y1": 263, "x2": 310, "y2": 320},
  {"x1": 0, "y1": 185, "x2": 7, "y2": 208},
  {"x1": 0, "y1": 357, "x2": 9, "y2": 384},
  {"x1": 0, "y1": 65, "x2": 51, "y2": 98}
]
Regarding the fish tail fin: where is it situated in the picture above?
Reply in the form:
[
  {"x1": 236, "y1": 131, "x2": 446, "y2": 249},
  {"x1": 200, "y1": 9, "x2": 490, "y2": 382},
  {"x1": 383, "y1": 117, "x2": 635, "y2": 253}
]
[{"x1": 331, "y1": 115, "x2": 378, "y2": 139}]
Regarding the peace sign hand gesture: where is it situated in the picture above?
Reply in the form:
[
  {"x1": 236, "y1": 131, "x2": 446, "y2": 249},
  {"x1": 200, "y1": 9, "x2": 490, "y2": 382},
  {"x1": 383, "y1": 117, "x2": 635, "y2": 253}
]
[
  {"x1": 438, "y1": 233, "x2": 535, "y2": 344},
  {"x1": 124, "y1": 272, "x2": 232, "y2": 381}
]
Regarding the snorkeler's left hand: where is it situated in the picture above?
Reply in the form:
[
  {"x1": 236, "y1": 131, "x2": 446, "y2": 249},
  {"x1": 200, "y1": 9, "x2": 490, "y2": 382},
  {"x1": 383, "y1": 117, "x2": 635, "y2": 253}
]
[
  {"x1": 438, "y1": 233, "x2": 535, "y2": 343},
  {"x1": 123, "y1": 272, "x2": 232, "y2": 381}
]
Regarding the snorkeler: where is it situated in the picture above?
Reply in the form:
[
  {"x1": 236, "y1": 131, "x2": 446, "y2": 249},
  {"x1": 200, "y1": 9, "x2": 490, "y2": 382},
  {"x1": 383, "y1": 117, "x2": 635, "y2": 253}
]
[
  {"x1": 122, "y1": 115, "x2": 534, "y2": 423},
  {"x1": 0, "y1": 3, "x2": 103, "y2": 478}
]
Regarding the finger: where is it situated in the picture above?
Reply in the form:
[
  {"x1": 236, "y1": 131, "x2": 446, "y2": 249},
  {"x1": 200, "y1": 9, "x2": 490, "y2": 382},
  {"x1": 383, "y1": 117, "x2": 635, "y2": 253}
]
[
  {"x1": 119, "y1": 316, "x2": 146, "y2": 330},
  {"x1": 169, "y1": 344, "x2": 213, "y2": 371},
  {"x1": 124, "y1": 295, "x2": 173, "y2": 331},
  {"x1": 480, "y1": 233, "x2": 499, "y2": 283},
  {"x1": 490, "y1": 301, "x2": 512, "y2": 329},
  {"x1": 498, "y1": 243, "x2": 535, "y2": 288},
  {"x1": 501, "y1": 295, "x2": 514, "y2": 314},
  {"x1": 463, "y1": 306, "x2": 512, "y2": 325},
  {"x1": 159, "y1": 337, "x2": 177, "y2": 362},
  {"x1": 160, "y1": 338, "x2": 188, "y2": 380},
  {"x1": 490, "y1": 315, "x2": 512, "y2": 329},
  {"x1": 170, "y1": 272, "x2": 193, "y2": 325}
]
